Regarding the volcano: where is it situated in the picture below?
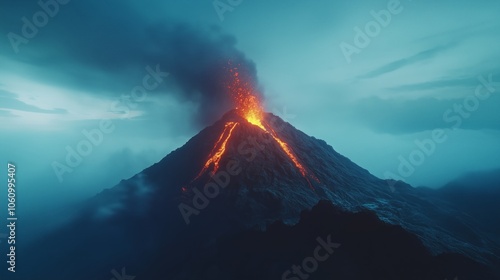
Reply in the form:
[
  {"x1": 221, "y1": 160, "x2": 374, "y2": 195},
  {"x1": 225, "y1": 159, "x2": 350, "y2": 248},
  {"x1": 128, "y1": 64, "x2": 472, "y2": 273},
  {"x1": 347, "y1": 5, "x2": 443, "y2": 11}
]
[
  {"x1": 12, "y1": 66, "x2": 500, "y2": 280},
  {"x1": 13, "y1": 109, "x2": 500, "y2": 280}
]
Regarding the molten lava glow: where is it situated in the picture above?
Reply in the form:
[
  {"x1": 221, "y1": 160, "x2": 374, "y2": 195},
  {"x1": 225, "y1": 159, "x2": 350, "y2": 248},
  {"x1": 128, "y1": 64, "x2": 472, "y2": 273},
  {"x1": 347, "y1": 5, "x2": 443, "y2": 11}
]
[
  {"x1": 228, "y1": 64, "x2": 318, "y2": 186},
  {"x1": 227, "y1": 66, "x2": 266, "y2": 130},
  {"x1": 268, "y1": 128, "x2": 307, "y2": 177},
  {"x1": 195, "y1": 121, "x2": 239, "y2": 179},
  {"x1": 193, "y1": 63, "x2": 318, "y2": 188}
]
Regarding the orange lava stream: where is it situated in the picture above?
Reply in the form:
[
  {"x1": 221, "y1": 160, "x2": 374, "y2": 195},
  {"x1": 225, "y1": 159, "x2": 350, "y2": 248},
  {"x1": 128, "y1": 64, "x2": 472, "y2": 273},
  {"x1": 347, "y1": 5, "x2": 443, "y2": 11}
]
[
  {"x1": 227, "y1": 63, "x2": 319, "y2": 187},
  {"x1": 267, "y1": 127, "x2": 307, "y2": 177},
  {"x1": 195, "y1": 121, "x2": 239, "y2": 179},
  {"x1": 193, "y1": 63, "x2": 319, "y2": 189}
]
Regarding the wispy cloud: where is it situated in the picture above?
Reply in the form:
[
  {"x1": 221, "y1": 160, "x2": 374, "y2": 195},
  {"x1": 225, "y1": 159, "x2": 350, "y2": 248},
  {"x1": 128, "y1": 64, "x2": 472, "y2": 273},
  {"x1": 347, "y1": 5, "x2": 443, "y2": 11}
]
[
  {"x1": 387, "y1": 76, "x2": 477, "y2": 92},
  {"x1": 0, "y1": 110, "x2": 16, "y2": 117},
  {"x1": 0, "y1": 89, "x2": 68, "y2": 115},
  {"x1": 388, "y1": 69, "x2": 500, "y2": 92},
  {"x1": 351, "y1": 95, "x2": 500, "y2": 134},
  {"x1": 357, "y1": 43, "x2": 459, "y2": 80}
]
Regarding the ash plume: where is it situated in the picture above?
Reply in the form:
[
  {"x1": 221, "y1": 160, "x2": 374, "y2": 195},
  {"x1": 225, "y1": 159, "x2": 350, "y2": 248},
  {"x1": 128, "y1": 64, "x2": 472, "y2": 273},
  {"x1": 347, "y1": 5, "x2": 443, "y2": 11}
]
[
  {"x1": 148, "y1": 23, "x2": 261, "y2": 126},
  {"x1": 1, "y1": 0, "x2": 261, "y2": 127}
]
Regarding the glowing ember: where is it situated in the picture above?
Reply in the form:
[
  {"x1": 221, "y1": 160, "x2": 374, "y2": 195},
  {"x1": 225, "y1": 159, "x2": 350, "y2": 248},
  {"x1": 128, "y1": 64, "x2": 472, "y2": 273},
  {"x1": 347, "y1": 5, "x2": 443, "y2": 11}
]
[{"x1": 227, "y1": 66, "x2": 266, "y2": 130}]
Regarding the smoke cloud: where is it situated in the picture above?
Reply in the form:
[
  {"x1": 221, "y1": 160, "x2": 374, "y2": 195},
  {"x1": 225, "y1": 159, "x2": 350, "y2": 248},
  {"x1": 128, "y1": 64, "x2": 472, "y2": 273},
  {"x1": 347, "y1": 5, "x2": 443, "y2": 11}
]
[
  {"x1": 146, "y1": 23, "x2": 261, "y2": 125},
  {"x1": 0, "y1": 0, "x2": 261, "y2": 127}
]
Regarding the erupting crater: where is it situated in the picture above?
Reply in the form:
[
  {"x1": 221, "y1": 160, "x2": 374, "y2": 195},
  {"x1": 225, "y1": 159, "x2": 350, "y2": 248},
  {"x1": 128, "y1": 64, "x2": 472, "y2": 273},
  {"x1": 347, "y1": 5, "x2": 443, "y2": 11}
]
[{"x1": 192, "y1": 63, "x2": 319, "y2": 188}]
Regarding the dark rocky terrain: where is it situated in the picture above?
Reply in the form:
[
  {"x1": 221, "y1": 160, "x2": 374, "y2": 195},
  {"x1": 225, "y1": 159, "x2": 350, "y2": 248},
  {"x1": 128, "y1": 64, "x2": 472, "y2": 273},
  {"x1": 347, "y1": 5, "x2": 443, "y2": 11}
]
[{"x1": 10, "y1": 110, "x2": 500, "y2": 280}]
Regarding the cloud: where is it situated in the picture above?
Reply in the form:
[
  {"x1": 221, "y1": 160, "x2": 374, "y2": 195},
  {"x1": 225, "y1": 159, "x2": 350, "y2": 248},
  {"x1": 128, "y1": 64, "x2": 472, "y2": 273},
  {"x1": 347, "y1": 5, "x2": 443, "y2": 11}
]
[
  {"x1": 351, "y1": 95, "x2": 500, "y2": 134},
  {"x1": 0, "y1": 0, "x2": 259, "y2": 127},
  {"x1": 357, "y1": 43, "x2": 459, "y2": 80},
  {"x1": 387, "y1": 76, "x2": 478, "y2": 92},
  {"x1": 0, "y1": 89, "x2": 68, "y2": 115},
  {"x1": 0, "y1": 110, "x2": 16, "y2": 117},
  {"x1": 445, "y1": 168, "x2": 500, "y2": 191},
  {"x1": 388, "y1": 69, "x2": 500, "y2": 92}
]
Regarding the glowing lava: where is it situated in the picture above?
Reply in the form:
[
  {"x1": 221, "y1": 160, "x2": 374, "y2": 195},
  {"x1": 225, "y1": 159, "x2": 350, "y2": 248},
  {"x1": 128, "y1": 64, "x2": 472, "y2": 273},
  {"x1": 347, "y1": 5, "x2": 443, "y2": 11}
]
[
  {"x1": 229, "y1": 64, "x2": 318, "y2": 185},
  {"x1": 267, "y1": 127, "x2": 307, "y2": 178},
  {"x1": 192, "y1": 63, "x2": 319, "y2": 188},
  {"x1": 195, "y1": 121, "x2": 239, "y2": 179}
]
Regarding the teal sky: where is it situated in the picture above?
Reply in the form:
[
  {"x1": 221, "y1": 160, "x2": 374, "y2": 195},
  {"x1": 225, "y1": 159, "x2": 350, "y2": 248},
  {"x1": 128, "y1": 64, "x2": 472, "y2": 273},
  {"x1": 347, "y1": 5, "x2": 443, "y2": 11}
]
[{"x1": 1, "y1": 0, "x2": 500, "y2": 233}]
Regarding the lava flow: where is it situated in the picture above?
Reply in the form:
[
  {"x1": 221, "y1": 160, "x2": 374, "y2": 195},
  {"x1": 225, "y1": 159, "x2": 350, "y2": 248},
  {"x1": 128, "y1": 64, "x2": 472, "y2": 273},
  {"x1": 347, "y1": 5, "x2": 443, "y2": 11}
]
[
  {"x1": 193, "y1": 63, "x2": 319, "y2": 187},
  {"x1": 194, "y1": 121, "x2": 239, "y2": 179}
]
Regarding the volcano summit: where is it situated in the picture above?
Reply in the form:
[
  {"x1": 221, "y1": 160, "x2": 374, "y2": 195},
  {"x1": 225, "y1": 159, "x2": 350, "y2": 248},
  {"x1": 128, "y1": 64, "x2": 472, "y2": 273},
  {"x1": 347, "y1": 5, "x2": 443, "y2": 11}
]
[{"x1": 178, "y1": 110, "x2": 322, "y2": 225}]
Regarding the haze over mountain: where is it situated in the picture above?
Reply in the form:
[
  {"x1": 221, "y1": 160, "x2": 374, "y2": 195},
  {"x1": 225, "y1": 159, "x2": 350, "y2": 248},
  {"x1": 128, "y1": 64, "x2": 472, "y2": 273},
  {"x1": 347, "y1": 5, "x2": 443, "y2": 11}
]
[{"x1": 435, "y1": 169, "x2": 500, "y2": 241}]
